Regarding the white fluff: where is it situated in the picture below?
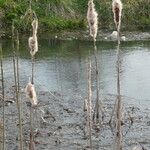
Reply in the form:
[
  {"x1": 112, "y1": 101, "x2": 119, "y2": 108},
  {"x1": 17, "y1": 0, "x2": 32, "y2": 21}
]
[
  {"x1": 110, "y1": 31, "x2": 126, "y2": 41},
  {"x1": 110, "y1": 31, "x2": 118, "y2": 39},
  {"x1": 121, "y1": 35, "x2": 126, "y2": 41},
  {"x1": 87, "y1": 0, "x2": 98, "y2": 42},
  {"x1": 25, "y1": 82, "x2": 38, "y2": 107},
  {"x1": 28, "y1": 19, "x2": 38, "y2": 57},
  {"x1": 28, "y1": 36, "x2": 38, "y2": 57}
]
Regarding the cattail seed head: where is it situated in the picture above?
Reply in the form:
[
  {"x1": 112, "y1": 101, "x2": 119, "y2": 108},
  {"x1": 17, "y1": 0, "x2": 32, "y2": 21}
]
[
  {"x1": 112, "y1": 0, "x2": 122, "y2": 32},
  {"x1": 25, "y1": 82, "x2": 38, "y2": 107},
  {"x1": 87, "y1": 0, "x2": 98, "y2": 42},
  {"x1": 28, "y1": 36, "x2": 38, "y2": 57},
  {"x1": 32, "y1": 19, "x2": 38, "y2": 36},
  {"x1": 28, "y1": 18, "x2": 38, "y2": 57}
]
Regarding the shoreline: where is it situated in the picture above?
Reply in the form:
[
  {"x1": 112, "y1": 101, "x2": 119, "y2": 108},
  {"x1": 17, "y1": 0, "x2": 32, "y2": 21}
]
[{"x1": 1, "y1": 30, "x2": 150, "y2": 42}]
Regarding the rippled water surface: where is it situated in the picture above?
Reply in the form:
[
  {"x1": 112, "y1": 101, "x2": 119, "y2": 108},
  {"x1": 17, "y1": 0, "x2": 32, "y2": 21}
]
[{"x1": 2, "y1": 38, "x2": 150, "y2": 108}]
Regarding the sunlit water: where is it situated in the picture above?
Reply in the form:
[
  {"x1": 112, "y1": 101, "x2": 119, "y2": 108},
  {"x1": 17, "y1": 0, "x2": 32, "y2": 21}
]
[{"x1": 2, "y1": 38, "x2": 150, "y2": 109}]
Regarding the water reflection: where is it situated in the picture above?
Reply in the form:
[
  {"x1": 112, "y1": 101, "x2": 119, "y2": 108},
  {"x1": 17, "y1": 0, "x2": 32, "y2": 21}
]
[{"x1": 2, "y1": 38, "x2": 150, "y2": 108}]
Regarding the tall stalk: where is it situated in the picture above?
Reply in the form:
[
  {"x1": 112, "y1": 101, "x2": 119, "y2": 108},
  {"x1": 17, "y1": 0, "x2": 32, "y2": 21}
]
[
  {"x1": 112, "y1": 1, "x2": 123, "y2": 149},
  {"x1": 29, "y1": 0, "x2": 32, "y2": 10},
  {"x1": 16, "y1": 31, "x2": 23, "y2": 150},
  {"x1": 0, "y1": 42, "x2": 5, "y2": 150},
  {"x1": 27, "y1": 8, "x2": 38, "y2": 149},
  {"x1": 87, "y1": 0, "x2": 102, "y2": 125},
  {"x1": 29, "y1": 107, "x2": 35, "y2": 150},
  {"x1": 12, "y1": 27, "x2": 23, "y2": 150},
  {"x1": 87, "y1": 55, "x2": 92, "y2": 149},
  {"x1": 92, "y1": 41, "x2": 102, "y2": 124},
  {"x1": 113, "y1": 42, "x2": 123, "y2": 150},
  {"x1": 31, "y1": 56, "x2": 34, "y2": 84}
]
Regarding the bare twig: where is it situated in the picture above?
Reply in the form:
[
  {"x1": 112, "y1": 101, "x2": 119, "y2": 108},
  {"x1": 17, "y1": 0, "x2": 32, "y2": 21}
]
[{"x1": 0, "y1": 41, "x2": 5, "y2": 150}]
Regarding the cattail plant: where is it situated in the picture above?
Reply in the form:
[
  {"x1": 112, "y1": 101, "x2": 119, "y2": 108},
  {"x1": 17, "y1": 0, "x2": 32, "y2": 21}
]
[
  {"x1": 27, "y1": 10, "x2": 38, "y2": 149},
  {"x1": 87, "y1": 0, "x2": 98, "y2": 42},
  {"x1": 87, "y1": 0, "x2": 102, "y2": 124},
  {"x1": 0, "y1": 42, "x2": 5, "y2": 150},
  {"x1": 28, "y1": 17, "x2": 38, "y2": 84},
  {"x1": 112, "y1": 0, "x2": 123, "y2": 44},
  {"x1": 112, "y1": 0, "x2": 123, "y2": 149}
]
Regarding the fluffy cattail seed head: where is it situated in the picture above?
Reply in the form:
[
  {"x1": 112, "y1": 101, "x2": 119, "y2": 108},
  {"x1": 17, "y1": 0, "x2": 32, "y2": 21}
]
[
  {"x1": 32, "y1": 19, "x2": 38, "y2": 35},
  {"x1": 112, "y1": 0, "x2": 122, "y2": 32},
  {"x1": 25, "y1": 82, "x2": 38, "y2": 107},
  {"x1": 87, "y1": 0, "x2": 98, "y2": 42},
  {"x1": 28, "y1": 19, "x2": 38, "y2": 57},
  {"x1": 28, "y1": 36, "x2": 38, "y2": 57}
]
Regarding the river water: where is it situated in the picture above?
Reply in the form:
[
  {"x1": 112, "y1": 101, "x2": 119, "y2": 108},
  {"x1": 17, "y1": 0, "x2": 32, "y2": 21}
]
[{"x1": 2, "y1": 38, "x2": 150, "y2": 108}]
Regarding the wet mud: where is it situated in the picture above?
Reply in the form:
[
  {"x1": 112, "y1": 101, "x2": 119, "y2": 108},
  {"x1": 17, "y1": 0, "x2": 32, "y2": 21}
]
[{"x1": 0, "y1": 82, "x2": 150, "y2": 150}]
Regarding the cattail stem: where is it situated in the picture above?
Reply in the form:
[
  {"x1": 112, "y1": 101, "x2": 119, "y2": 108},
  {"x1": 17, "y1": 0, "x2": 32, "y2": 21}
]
[
  {"x1": 29, "y1": 107, "x2": 35, "y2": 150},
  {"x1": 113, "y1": 42, "x2": 123, "y2": 150},
  {"x1": 16, "y1": 31, "x2": 23, "y2": 150},
  {"x1": 87, "y1": 54, "x2": 92, "y2": 149},
  {"x1": 117, "y1": 28, "x2": 120, "y2": 45},
  {"x1": 29, "y1": 0, "x2": 32, "y2": 10},
  {"x1": 92, "y1": 41, "x2": 103, "y2": 124},
  {"x1": 31, "y1": 56, "x2": 34, "y2": 84},
  {"x1": 12, "y1": 27, "x2": 23, "y2": 150},
  {"x1": 0, "y1": 42, "x2": 5, "y2": 150}
]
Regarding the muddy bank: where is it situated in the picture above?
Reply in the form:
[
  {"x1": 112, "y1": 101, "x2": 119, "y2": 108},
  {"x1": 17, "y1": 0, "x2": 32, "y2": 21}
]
[
  {"x1": 40, "y1": 30, "x2": 150, "y2": 42},
  {"x1": 2, "y1": 30, "x2": 150, "y2": 42},
  {"x1": 0, "y1": 81, "x2": 150, "y2": 150}
]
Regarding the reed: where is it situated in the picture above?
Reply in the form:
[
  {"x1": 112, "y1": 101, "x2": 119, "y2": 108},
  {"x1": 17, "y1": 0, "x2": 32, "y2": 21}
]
[
  {"x1": 26, "y1": 6, "x2": 38, "y2": 148},
  {"x1": 16, "y1": 31, "x2": 23, "y2": 150},
  {"x1": 112, "y1": 0, "x2": 123, "y2": 149},
  {"x1": 92, "y1": 44, "x2": 103, "y2": 125},
  {"x1": 87, "y1": 0, "x2": 102, "y2": 124},
  {"x1": 113, "y1": 44, "x2": 123, "y2": 150},
  {"x1": 12, "y1": 25, "x2": 23, "y2": 150},
  {"x1": 29, "y1": 114, "x2": 35, "y2": 150},
  {"x1": 87, "y1": 55, "x2": 92, "y2": 149},
  {"x1": 0, "y1": 41, "x2": 5, "y2": 150}
]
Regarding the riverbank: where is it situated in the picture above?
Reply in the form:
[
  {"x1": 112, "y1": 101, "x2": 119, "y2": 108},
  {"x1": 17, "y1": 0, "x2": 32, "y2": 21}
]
[
  {"x1": 1, "y1": 82, "x2": 150, "y2": 149},
  {"x1": 40, "y1": 30, "x2": 150, "y2": 42},
  {"x1": 1, "y1": 30, "x2": 150, "y2": 42}
]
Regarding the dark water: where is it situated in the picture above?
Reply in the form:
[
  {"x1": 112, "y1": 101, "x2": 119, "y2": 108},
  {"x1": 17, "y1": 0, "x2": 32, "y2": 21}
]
[{"x1": 2, "y1": 38, "x2": 150, "y2": 108}]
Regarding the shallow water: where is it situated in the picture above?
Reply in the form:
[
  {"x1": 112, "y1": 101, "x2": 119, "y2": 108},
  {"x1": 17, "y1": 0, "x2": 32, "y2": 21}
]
[{"x1": 1, "y1": 38, "x2": 150, "y2": 108}]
